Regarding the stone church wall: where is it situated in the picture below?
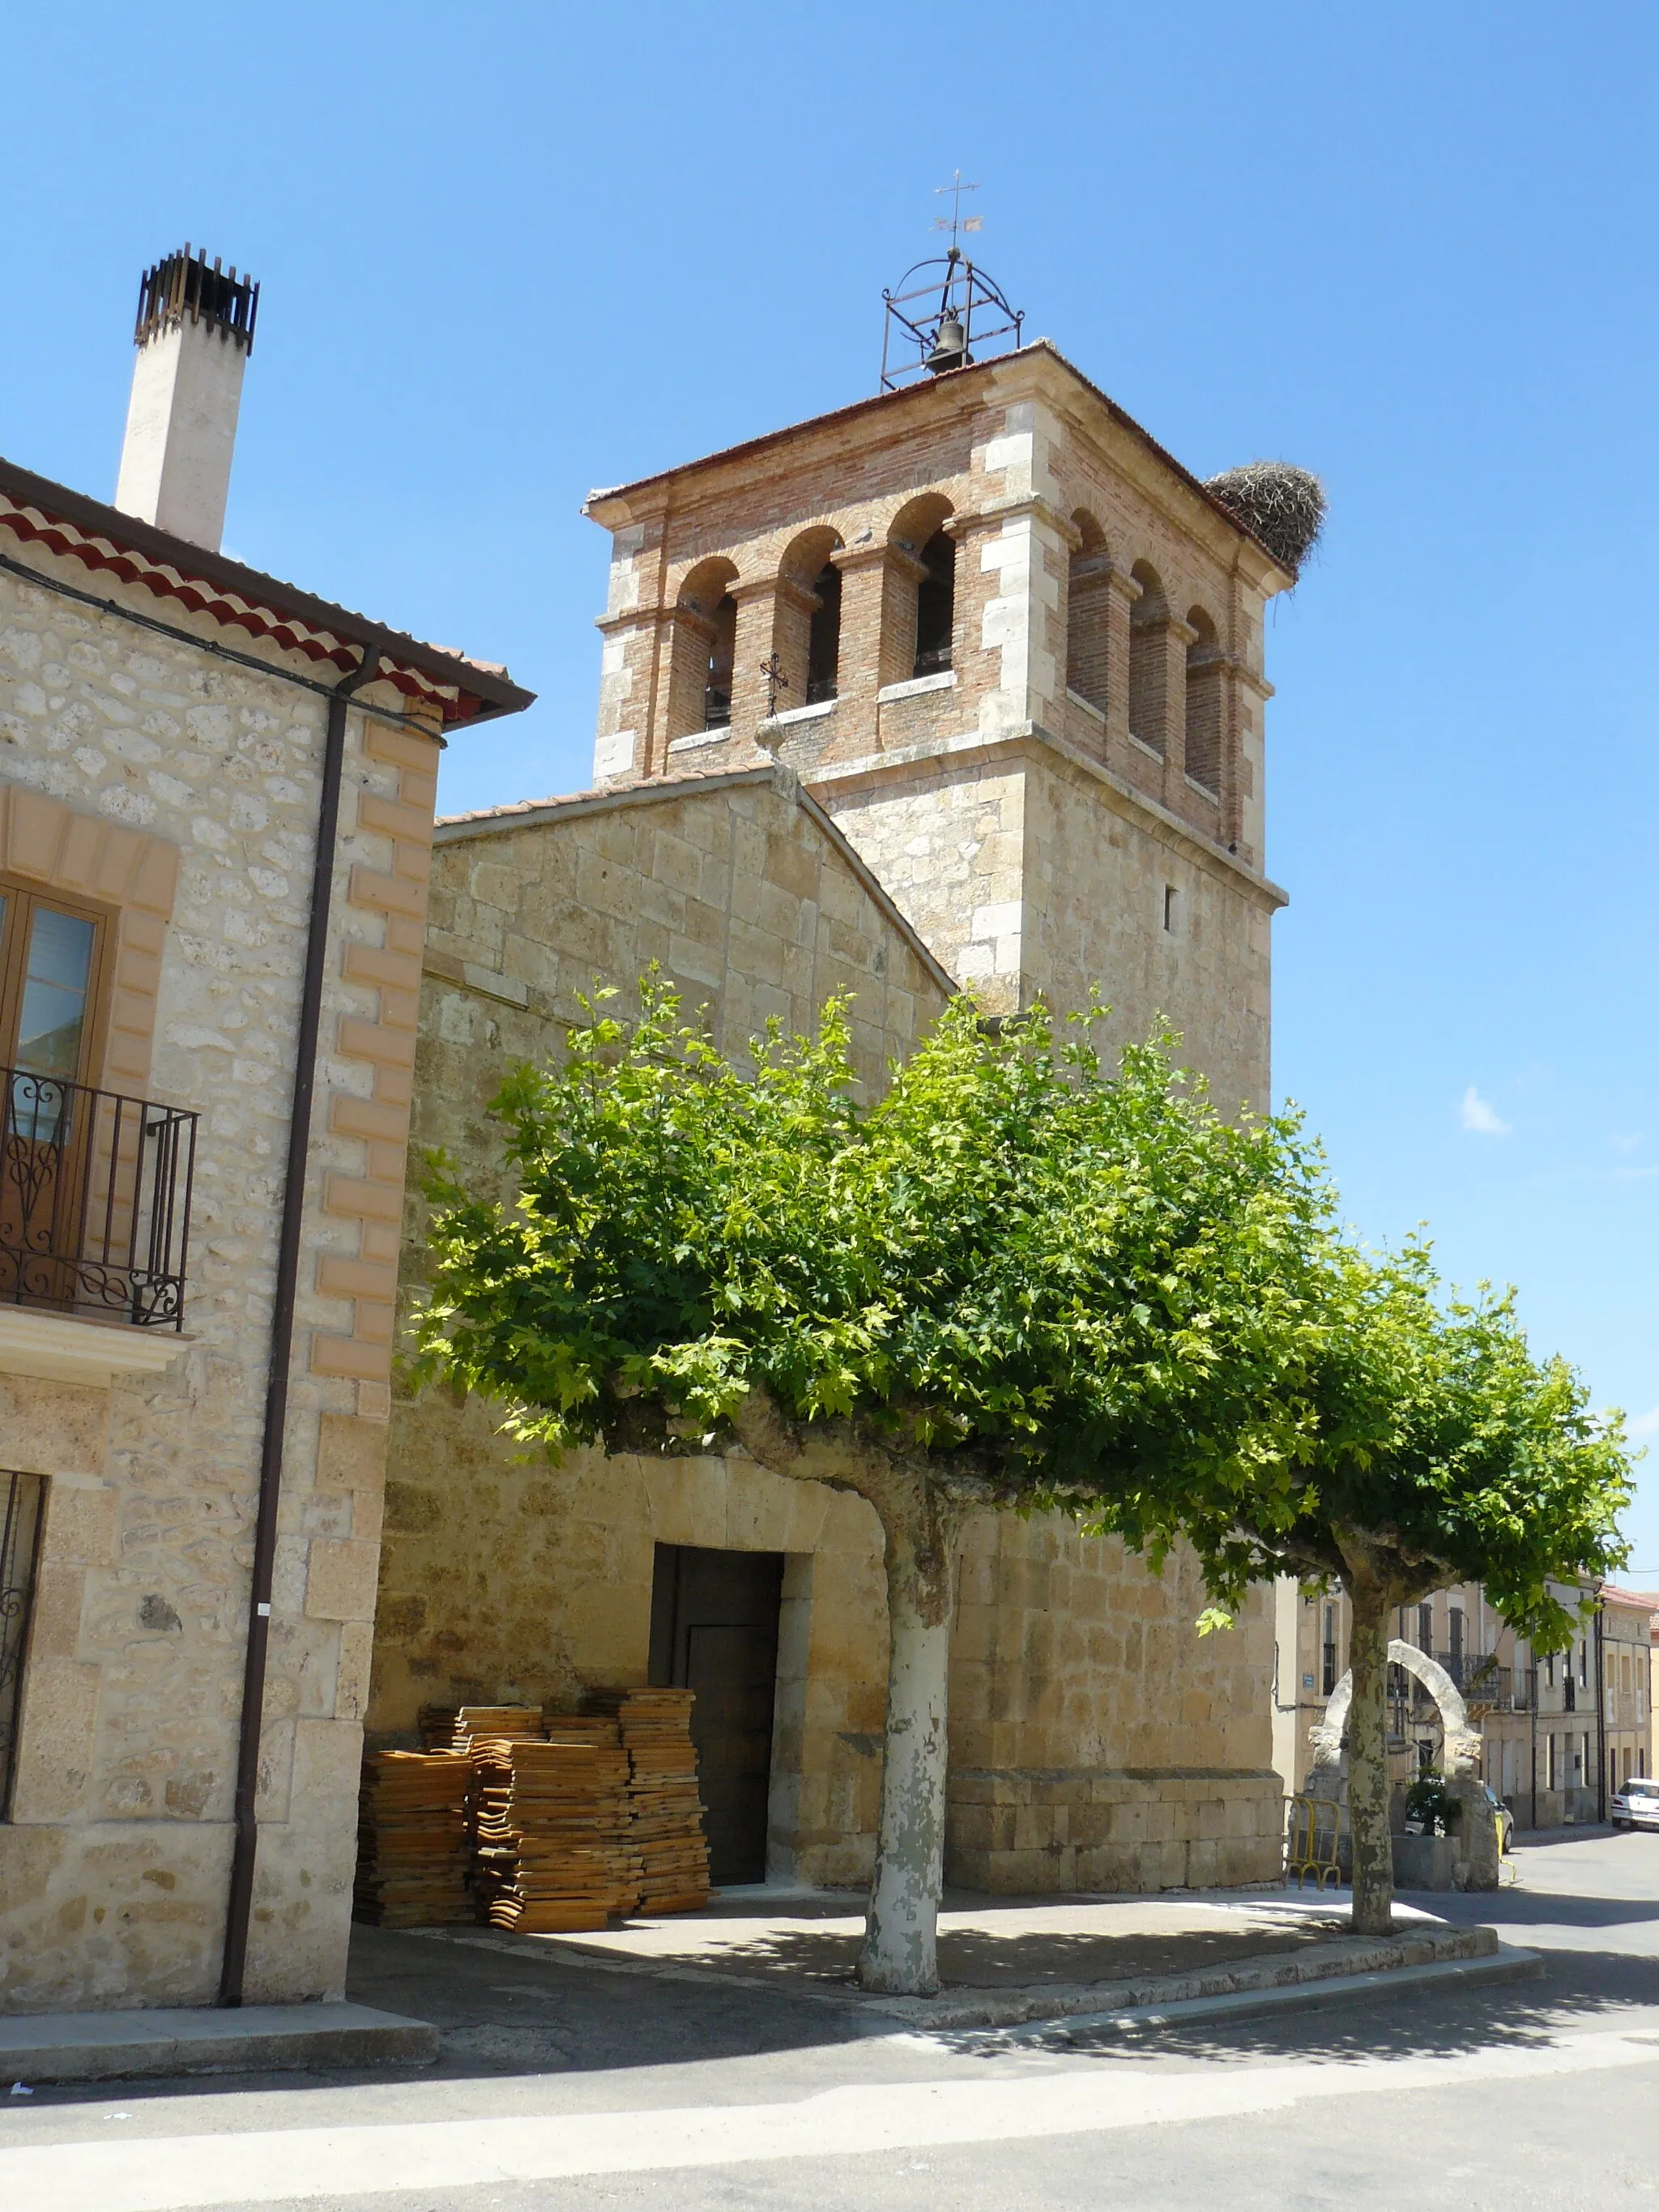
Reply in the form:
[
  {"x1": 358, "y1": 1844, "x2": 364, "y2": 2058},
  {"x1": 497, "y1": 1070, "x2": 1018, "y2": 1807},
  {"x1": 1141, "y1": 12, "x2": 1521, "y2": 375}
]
[{"x1": 370, "y1": 764, "x2": 1285, "y2": 1896}]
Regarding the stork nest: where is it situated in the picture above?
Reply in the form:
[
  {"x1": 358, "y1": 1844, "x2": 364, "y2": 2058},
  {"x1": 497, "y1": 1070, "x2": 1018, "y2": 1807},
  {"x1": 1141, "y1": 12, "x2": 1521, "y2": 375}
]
[{"x1": 1203, "y1": 462, "x2": 1327, "y2": 574}]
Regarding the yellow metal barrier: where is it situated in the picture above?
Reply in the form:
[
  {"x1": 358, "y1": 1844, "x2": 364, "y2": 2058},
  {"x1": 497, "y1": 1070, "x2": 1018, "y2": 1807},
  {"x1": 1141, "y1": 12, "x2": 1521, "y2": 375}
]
[{"x1": 1286, "y1": 1793, "x2": 1344, "y2": 1890}]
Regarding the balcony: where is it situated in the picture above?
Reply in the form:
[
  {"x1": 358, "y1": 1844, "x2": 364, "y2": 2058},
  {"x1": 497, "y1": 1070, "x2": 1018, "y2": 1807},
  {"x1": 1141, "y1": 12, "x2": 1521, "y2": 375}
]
[
  {"x1": 0, "y1": 1069, "x2": 197, "y2": 1384},
  {"x1": 1435, "y1": 1651, "x2": 1511, "y2": 1705}
]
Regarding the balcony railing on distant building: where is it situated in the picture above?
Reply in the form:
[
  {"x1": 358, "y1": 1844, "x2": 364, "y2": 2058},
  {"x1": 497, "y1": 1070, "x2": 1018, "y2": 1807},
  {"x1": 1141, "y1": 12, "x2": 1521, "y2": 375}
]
[
  {"x1": 1436, "y1": 1651, "x2": 1510, "y2": 1704},
  {"x1": 0, "y1": 1071, "x2": 198, "y2": 1331}
]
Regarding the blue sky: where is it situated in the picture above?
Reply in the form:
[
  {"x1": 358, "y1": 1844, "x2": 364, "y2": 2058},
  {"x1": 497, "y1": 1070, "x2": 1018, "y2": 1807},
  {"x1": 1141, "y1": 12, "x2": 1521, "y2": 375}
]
[{"x1": 5, "y1": 4, "x2": 1656, "y2": 1573}]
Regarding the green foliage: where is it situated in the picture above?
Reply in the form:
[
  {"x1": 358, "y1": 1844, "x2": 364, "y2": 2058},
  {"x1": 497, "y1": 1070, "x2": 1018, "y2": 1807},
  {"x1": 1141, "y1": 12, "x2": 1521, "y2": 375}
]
[
  {"x1": 1100, "y1": 1234, "x2": 1635, "y2": 1650},
  {"x1": 414, "y1": 974, "x2": 1633, "y2": 1646},
  {"x1": 1404, "y1": 1771, "x2": 1461, "y2": 1835},
  {"x1": 412, "y1": 975, "x2": 1328, "y2": 1514}
]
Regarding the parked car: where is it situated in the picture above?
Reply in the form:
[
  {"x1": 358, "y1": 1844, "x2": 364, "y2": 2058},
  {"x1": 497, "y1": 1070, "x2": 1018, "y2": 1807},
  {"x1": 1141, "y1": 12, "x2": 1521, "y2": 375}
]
[
  {"x1": 1481, "y1": 1782, "x2": 1516, "y2": 1852},
  {"x1": 1611, "y1": 1777, "x2": 1659, "y2": 1831}
]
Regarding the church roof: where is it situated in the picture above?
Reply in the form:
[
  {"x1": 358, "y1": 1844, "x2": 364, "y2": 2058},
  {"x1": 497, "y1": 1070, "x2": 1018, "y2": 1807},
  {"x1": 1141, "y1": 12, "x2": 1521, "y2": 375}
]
[{"x1": 435, "y1": 760, "x2": 957, "y2": 999}]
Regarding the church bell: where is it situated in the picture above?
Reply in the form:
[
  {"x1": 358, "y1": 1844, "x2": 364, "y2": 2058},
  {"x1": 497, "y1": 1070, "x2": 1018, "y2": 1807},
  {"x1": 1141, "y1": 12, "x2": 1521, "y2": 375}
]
[{"x1": 924, "y1": 310, "x2": 967, "y2": 374}]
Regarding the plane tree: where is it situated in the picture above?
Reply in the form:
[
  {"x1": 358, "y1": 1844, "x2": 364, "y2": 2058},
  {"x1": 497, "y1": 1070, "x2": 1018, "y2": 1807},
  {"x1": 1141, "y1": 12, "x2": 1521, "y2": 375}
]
[
  {"x1": 1095, "y1": 1238, "x2": 1634, "y2": 1933},
  {"x1": 413, "y1": 980, "x2": 1328, "y2": 1995}
]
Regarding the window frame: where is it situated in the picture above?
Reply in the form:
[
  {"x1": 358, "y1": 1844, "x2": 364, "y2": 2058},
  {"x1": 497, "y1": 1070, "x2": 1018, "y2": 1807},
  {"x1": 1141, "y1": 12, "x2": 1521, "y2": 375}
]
[{"x1": 0, "y1": 873, "x2": 117, "y2": 1093}]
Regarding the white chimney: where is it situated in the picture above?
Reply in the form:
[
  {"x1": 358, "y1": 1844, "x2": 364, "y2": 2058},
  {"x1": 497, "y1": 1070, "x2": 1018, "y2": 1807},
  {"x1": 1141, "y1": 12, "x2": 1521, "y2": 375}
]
[{"x1": 114, "y1": 247, "x2": 258, "y2": 552}]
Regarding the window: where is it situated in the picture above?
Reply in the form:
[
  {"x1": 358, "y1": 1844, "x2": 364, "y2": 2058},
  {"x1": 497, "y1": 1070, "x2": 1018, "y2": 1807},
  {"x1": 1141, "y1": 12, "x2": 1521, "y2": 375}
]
[
  {"x1": 1183, "y1": 607, "x2": 1223, "y2": 791},
  {"x1": 1322, "y1": 1603, "x2": 1337, "y2": 1697},
  {"x1": 805, "y1": 563, "x2": 842, "y2": 704},
  {"x1": 1162, "y1": 885, "x2": 1178, "y2": 934},
  {"x1": 1, "y1": 1470, "x2": 46, "y2": 1819},
  {"x1": 1066, "y1": 513, "x2": 1111, "y2": 717},
  {"x1": 1578, "y1": 1639, "x2": 1589, "y2": 1689},
  {"x1": 1418, "y1": 1601, "x2": 1434, "y2": 1653},
  {"x1": 703, "y1": 595, "x2": 737, "y2": 729},
  {"x1": 0, "y1": 883, "x2": 106, "y2": 1090},
  {"x1": 1128, "y1": 561, "x2": 1167, "y2": 754},
  {"x1": 1546, "y1": 1732, "x2": 1558, "y2": 1792},
  {"x1": 667, "y1": 558, "x2": 740, "y2": 744},
  {"x1": 912, "y1": 532, "x2": 955, "y2": 676}
]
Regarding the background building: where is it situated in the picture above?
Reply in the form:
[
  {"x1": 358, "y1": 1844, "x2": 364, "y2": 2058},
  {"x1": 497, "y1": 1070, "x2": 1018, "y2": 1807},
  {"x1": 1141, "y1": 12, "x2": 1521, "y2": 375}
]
[{"x1": 1273, "y1": 1575, "x2": 1656, "y2": 1828}]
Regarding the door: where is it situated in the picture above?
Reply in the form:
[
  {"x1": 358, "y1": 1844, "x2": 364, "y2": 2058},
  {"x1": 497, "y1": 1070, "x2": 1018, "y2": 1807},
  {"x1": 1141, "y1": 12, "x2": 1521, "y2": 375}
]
[{"x1": 648, "y1": 1545, "x2": 784, "y2": 1886}]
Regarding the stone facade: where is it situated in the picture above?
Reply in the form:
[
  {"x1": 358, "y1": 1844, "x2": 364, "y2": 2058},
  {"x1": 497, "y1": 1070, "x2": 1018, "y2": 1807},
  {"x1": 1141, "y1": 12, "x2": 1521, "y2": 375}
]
[
  {"x1": 369, "y1": 768, "x2": 951, "y2": 1883},
  {"x1": 0, "y1": 475, "x2": 526, "y2": 2010}
]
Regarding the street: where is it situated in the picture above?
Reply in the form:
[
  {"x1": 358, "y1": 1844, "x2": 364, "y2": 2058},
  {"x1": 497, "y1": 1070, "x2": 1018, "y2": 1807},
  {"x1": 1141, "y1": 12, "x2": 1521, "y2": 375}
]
[{"x1": 1, "y1": 1829, "x2": 1656, "y2": 2211}]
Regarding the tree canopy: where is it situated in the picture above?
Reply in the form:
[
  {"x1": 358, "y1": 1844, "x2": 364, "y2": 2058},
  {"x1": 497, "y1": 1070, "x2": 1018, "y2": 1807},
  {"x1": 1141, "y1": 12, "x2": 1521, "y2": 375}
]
[
  {"x1": 412, "y1": 975, "x2": 1635, "y2": 1958},
  {"x1": 414, "y1": 977, "x2": 1328, "y2": 1510}
]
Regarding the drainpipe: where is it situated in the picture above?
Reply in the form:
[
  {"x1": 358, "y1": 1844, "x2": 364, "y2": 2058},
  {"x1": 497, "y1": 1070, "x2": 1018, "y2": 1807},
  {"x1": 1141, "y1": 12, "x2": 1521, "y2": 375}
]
[
  {"x1": 1594, "y1": 1590, "x2": 1607, "y2": 1827},
  {"x1": 220, "y1": 643, "x2": 381, "y2": 2006},
  {"x1": 1529, "y1": 1647, "x2": 1537, "y2": 1832}
]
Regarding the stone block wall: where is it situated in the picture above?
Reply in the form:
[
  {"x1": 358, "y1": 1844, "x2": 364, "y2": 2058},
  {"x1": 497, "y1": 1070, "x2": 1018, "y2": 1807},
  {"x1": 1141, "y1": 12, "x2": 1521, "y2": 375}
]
[
  {"x1": 0, "y1": 550, "x2": 445, "y2": 2011},
  {"x1": 948, "y1": 1512, "x2": 1283, "y2": 1890}
]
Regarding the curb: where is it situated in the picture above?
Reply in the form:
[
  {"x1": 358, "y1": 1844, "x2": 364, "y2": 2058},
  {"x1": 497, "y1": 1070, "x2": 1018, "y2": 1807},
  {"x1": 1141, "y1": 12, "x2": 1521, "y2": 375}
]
[
  {"x1": 971, "y1": 1944, "x2": 1546, "y2": 2045},
  {"x1": 0, "y1": 2001, "x2": 437, "y2": 2086}
]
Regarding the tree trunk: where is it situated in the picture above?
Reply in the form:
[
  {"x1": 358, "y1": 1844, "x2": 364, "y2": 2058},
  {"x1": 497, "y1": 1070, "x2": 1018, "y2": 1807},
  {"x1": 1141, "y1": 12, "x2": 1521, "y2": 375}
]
[
  {"x1": 859, "y1": 1490, "x2": 960, "y2": 1996},
  {"x1": 1345, "y1": 1571, "x2": 1395, "y2": 1936},
  {"x1": 722, "y1": 1393, "x2": 975, "y2": 2000}
]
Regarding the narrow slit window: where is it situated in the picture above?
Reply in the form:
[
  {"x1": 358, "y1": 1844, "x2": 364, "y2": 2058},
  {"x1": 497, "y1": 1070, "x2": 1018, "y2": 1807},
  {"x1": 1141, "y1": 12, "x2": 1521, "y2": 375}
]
[{"x1": 1162, "y1": 884, "x2": 1177, "y2": 933}]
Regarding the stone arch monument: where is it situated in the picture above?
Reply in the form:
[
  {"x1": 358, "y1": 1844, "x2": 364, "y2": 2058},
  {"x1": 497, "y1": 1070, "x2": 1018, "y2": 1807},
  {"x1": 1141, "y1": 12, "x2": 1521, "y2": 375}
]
[
  {"x1": 1305, "y1": 1639, "x2": 1497, "y2": 1891},
  {"x1": 1309, "y1": 1639, "x2": 1482, "y2": 1788}
]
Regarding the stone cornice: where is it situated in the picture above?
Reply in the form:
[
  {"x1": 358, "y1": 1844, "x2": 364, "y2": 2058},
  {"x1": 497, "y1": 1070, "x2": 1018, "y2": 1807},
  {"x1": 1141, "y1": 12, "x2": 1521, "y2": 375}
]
[
  {"x1": 810, "y1": 724, "x2": 1288, "y2": 912},
  {"x1": 954, "y1": 492, "x2": 1083, "y2": 548}
]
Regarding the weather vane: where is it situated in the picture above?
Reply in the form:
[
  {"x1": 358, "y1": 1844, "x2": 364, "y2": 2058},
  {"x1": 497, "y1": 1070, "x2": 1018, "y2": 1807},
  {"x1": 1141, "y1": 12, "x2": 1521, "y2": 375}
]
[{"x1": 932, "y1": 170, "x2": 983, "y2": 254}]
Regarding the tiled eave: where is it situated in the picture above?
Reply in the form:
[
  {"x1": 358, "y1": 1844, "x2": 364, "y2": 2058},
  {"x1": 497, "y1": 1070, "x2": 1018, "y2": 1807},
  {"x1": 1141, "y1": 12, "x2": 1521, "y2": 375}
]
[{"x1": 0, "y1": 460, "x2": 535, "y2": 730}]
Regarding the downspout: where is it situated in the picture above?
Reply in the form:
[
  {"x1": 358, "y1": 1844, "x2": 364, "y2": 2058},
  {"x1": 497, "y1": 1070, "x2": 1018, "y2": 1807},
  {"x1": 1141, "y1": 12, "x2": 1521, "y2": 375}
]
[
  {"x1": 220, "y1": 642, "x2": 381, "y2": 2006},
  {"x1": 1529, "y1": 1645, "x2": 1537, "y2": 1832},
  {"x1": 1594, "y1": 1592, "x2": 1606, "y2": 1826}
]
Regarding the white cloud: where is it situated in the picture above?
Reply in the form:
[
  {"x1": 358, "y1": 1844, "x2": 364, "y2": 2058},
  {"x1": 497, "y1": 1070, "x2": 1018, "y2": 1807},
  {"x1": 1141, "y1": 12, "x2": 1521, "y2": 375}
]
[
  {"x1": 1460, "y1": 1085, "x2": 1512, "y2": 1137},
  {"x1": 1613, "y1": 1132, "x2": 1645, "y2": 1155},
  {"x1": 1627, "y1": 1407, "x2": 1659, "y2": 1443}
]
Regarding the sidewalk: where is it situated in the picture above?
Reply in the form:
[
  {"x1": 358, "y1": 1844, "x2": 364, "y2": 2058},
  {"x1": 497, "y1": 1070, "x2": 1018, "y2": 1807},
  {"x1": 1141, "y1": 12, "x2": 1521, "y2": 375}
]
[
  {"x1": 397, "y1": 1883, "x2": 1532, "y2": 2033},
  {"x1": 1, "y1": 1886, "x2": 1538, "y2": 2082}
]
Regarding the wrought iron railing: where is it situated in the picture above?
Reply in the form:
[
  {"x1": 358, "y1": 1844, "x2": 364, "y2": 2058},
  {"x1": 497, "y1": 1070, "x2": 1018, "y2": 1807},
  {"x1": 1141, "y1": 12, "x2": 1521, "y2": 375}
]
[
  {"x1": 0, "y1": 1070, "x2": 197, "y2": 1329},
  {"x1": 1436, "y1": 1651, "x2": 1509, "y2": 1703},
  {"x1": 1, "y1": 1469, "x2": 45, "y2": 1817}
]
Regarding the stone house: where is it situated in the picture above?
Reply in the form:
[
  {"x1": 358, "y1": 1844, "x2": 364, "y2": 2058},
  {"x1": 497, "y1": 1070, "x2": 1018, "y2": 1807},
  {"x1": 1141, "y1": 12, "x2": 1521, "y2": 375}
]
[
  {"x1": 0, "y1": 250, "x2": 530, "y2": 2013},
  {"x1": 369, "y1": 332, "x2": 1300, "y2": 1894}
]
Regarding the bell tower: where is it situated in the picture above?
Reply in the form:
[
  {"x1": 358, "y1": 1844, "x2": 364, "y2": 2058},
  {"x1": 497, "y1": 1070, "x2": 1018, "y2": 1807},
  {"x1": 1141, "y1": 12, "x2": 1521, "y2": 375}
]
[{"x1": 582, "y1": 264, "x2": 1320, "y2": 1115}]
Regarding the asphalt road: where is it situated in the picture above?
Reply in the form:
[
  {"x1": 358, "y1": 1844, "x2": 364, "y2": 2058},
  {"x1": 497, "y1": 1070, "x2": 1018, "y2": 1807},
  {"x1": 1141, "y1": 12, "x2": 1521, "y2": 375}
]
[{"x1": 2, "y1": 1828, "x2": 1656, "y2": 2211}]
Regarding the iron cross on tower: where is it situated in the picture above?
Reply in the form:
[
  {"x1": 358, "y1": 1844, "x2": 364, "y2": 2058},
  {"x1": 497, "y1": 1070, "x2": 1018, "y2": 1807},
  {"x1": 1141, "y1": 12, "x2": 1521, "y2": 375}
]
[{"x1": 932, "y1": 171, "x2": 983, "y2": 253}]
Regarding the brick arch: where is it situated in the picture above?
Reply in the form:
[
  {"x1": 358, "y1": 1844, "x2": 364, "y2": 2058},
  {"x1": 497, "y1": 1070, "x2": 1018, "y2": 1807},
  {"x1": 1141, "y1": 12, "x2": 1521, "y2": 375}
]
[
  {"x1": 886, "y1": 492, "x2": 955, "y2": 553},
  {"x1": 0, "y1": 781, "x2": 178, "y2": 1097}
]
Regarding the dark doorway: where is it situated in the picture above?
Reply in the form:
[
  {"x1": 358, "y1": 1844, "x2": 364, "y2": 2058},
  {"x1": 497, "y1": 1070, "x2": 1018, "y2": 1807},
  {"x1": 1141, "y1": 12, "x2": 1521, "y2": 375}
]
[{"x1": 649, "y1": 1544, "x2": 784, "y2": 1886}]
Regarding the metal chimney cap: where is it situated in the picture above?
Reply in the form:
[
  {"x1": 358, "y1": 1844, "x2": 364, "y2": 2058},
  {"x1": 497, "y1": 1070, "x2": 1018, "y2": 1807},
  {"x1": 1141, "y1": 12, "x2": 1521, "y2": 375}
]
[{"x1": 134, "y1": 245, "x2": 259, "y2": 354}]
